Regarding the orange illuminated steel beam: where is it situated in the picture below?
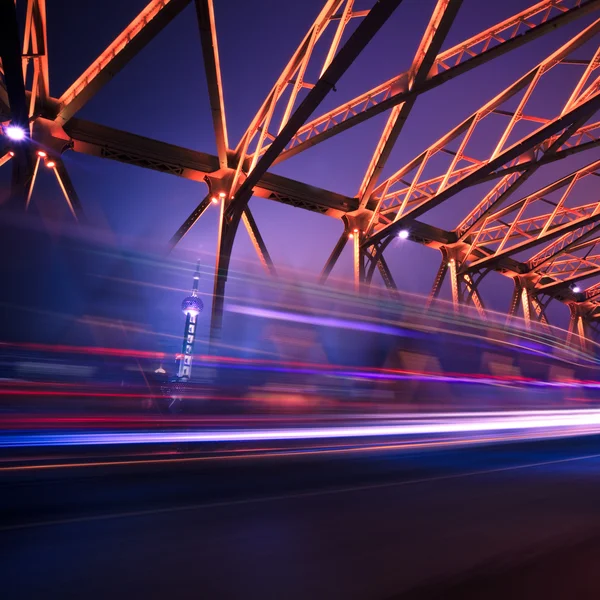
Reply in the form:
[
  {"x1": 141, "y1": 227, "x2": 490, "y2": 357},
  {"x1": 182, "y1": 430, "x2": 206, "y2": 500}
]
[
  {"x1": 319, "y1": 229, "x2": 351, "y2": 284},
  {"x1": 540, "y1": 210, "x2": 600, "y2": 255},
  {"x1": 241, "y1": 207, "x2": 277, "y2": 277},
  {"x1": 465, "y1": 210, "x2": 600, "y2": 272},
  {"x1": 457, "y1": 46, "x2": 600, "y2": 240},
  {"x1": 541, "y1": 246, "x2": 600, "y2": 278},
  {"x1": 0, "y1": 84, "x2": 9, "y2": 118},
  {"x1": 471, "y1": 214, "x2": 600, "y2": 288},
  {"x1": 369, "y1": 102, "x2": 600, "y2": 247},
  {"x1": 168, "y1": 193, "x2": 214, "y2": 250},
  {"x1": 0, "y1": 150, "x2": 13, "y2": 168},
  {"x1": 195, "y1": 0, "x2": 229, "y2": 169},
  {"x1": 530, "y1": 295, "x2": 551, "y2": 329},
  {"x1": 521, "y1": 287, "x2": 533, "y2": 329},
  {"x1": 52, "y1": 158, "x2": 84, "y2": 220},
  {"x1": 22, "y1": 0, "x2": 49, "y2": 117},
  {"x1": 168, "y1": 189, "x2": 276, "y2": 275},
  {"x1": 581, "y1": 281, "x2": 600, "y2": 301},
  {"x1": 357, "y1": 0, "x2": 462, "y2": 209},
  {"x1": 475, "y1": 202, "x2": 600, "y2": 247},
  {"x1": 231, "y1": 0, "x2": 346, "y2": 189},
  {"x1": 63, "y1": 117, "x2": 220, "y2": 180},
  {"x1": 55, "y1": 0, "x2": 192, "y2": 126},
  {"x1": 463, "y1": 273, "x2": 486, "y2": 320},
  {"x1": 366, "y1": 27, "x2": 600, "y2": 247},
  {"x1": 462, "y1": 157, "x2": 600, "y2": 258},
  {"x1": 375, "y1": 253, "x2": 398, "y2": 292},
  {"x1": 448, "y1": 258, "x2": 460, "y2": 313},
  {"x1": 270, "y1": 0, "x2": 600, "y2": 164},
  {"x1": 61, "y1": 117, "x2": 363, "y2": 218},
  {"x1": 205, "y1": 0, "x2": 404, "y2": 346},
  {"x1": 352, "y1": 228, "x2": 363, "y2": 293},
  {"x1": 13, "y1": 0, "x2": 600, "y2": 332},
  {"x1": 372, "y1": 19, "x2": 600, "y2": 225},
  {"x1": 566, "y1": 304, "x2": 588, "y2": 349},
  {"x1": 225, "y1": 0, "x2": 406, "y2": 230},
  {"x1": 538, "y1": 252, "x2": 600, "y2": 292},
  {"x1": 228, "y1": 0, "x2": 377, "y2": 199},
  {"x1": 23, "y1": 154, "x2": 41, "y2": 211},
  {"x1": 376, "y1": 120, "x2": 600, "y2": 220},
  {"x1": 0, "y1": 0, "x2": 29, "y2": 148}
]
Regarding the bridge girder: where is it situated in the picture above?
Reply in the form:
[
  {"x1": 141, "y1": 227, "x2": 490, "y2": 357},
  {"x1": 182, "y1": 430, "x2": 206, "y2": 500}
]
[{"x1": 3, "y1": 0, "x2": 600, "y2": 347}]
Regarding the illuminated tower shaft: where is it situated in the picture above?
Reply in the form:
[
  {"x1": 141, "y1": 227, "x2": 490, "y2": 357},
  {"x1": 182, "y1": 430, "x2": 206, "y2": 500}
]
[
  {"x1": 178, "y1": 262, "x2": 204, "y2": 380},
  {"x1": 178, "y1": 312, "x2": 197, "y2": 380}
]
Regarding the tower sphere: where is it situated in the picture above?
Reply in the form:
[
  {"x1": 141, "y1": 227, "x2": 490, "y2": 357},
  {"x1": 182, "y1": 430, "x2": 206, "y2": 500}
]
[{"x1": 182, "y1": 295, "x2": 203, "y2": 316}]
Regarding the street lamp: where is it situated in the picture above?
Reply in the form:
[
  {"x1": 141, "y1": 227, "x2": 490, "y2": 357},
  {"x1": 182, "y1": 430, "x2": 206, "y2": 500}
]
[{"x1": 4, "y1": 124, "x2": 26, "y2": 141}]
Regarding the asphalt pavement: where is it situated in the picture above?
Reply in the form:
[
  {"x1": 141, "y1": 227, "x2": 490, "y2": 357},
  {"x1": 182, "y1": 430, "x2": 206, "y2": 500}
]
[{"x1": 3, "y1": 435, "x2": 600, "y2": 599}]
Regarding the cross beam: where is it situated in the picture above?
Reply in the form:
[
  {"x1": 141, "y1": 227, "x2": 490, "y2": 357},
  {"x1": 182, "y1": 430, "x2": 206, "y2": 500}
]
[
  {"x1": 55, "y1": 0, "x2": 193, "y2": 125},
  {"x1": 272, "y1": 0, "x2": 600, "y2": 163}
]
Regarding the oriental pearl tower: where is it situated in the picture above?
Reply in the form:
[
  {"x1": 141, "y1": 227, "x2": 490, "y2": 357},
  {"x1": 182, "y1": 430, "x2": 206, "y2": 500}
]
[{"x1": 176, "y1": 261, "x2": 203, "y2": 381}]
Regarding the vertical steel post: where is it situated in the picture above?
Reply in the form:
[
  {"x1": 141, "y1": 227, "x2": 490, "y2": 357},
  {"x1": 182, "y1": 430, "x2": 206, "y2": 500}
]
[
  {"x1": 448, "y1": 258, "x2": 460, "y2": 313},
  {"x1": 520, "y1": 287, "x2": 531, "y2": 329},
  {"x1": 209, "y1": 196, "x2": 240, "y2": 353},
  {"x1": 352, "y1": 229, "x2": 366, "y2": 293},
  {"x1": 576, "y1": 315, "x2": 588, "y2": 353},
  {"x1": 427, "y1": 258, "x2": 448, "y2": 309},
  {"x1": 353, "y1": 229, "x2": 361, "y2": 293},
  {"x1": 566, "y1": 304, "x2": 578, "y2": 347},
  {"x1": 319, "y1": 229, "x2": 349, "y2": 284}
]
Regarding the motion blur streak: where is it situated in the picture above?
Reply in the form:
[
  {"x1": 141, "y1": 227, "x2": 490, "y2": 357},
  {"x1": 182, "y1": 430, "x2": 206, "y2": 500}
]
[
  {"x1": 5, "y1": 409, "x2": 600, "y2": 448},
  {"x1": 227, "y1": 303, "x2": 412, "y2": 337},
  {"x1": 0, "y1": 433, "x2": 586, "y2": 473}
]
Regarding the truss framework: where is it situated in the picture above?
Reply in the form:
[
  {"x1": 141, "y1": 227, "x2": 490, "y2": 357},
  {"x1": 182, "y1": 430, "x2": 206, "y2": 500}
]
[{"x1": 3, "y1": 0, "x2": 600, "y2": 350}]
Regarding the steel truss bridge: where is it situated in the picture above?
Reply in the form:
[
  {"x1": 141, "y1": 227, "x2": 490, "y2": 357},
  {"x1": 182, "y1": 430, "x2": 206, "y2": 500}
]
[{"x1": 3, "y1": 0, "x2": 600, "y2": 351}]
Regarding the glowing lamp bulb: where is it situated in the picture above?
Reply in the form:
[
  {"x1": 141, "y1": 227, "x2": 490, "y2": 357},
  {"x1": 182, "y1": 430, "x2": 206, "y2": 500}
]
[
  {"x1": 348, "y1": 233, "x2": 354, "y2": 240},
  {"x1": 8, "y1": 151, "x2": 15, "y2": 157},
  {"x1": 5, "y1": 125, "x2": 26, "y2": 141},
  {"x1": 572, "y1": 286, "x2": 581, "y2": 293},
  {"x1": 211, "y1": 196, "x2": 218, "y2": 204},
  {"x1": 45, "y1": 159, "x2": 56, "y2": 168},
  {"x1": 219, "y1": 192, "x2": 226, "y2": 199},
  {"x1": 398, "y1": 229, "x2": 409, "y2": 239},
  {"x1": 37, "y1": 150, "x2": 47, "y2": 157}
]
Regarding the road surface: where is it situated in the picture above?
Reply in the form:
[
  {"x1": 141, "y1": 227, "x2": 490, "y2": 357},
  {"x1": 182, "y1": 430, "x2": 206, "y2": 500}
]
[{"x1": 3, "y1": 435, "x2": 600, "y2": 599}]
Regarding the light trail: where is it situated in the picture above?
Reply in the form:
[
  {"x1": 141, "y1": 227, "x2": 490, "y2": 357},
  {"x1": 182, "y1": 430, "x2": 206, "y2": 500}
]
[{"x1": 5, "y1": 409, "x2": 600, "y2": 448}]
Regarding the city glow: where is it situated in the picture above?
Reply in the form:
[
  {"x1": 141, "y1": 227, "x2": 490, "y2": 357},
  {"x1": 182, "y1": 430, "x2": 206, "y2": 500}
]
[{"x1": 5, "y1": 125, "x2": 26, "y2": 141}]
